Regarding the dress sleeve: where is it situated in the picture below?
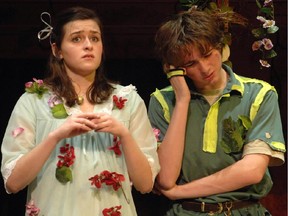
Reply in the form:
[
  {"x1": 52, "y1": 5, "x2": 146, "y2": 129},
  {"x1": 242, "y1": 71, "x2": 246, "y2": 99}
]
[
  {"x1": 246, "y1": 89, "x2": 286, "y2": 154},
  {"x1": 1, "y1": 93, "x2": 36, "y2": 193},
  {"x1": 128, "y1": 91, "x2": 160, "y2": 183}
]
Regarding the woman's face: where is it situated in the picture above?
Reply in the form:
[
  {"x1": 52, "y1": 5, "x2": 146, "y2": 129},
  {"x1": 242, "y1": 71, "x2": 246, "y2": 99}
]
[{"x1": 57, "y1": 19, "x2": 103, "y2": 77}]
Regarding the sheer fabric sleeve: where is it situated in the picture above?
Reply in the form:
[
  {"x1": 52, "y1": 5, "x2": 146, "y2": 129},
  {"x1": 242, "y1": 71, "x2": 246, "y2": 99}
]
[{"x1": 1, "y1": 93, "x2": 36, "y2": 193}]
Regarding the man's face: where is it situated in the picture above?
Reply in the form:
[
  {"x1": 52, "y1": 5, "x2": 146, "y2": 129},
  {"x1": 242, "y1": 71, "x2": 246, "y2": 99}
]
[{"x1": 179, "y1": 46, "x2": 223, "y2": 92}]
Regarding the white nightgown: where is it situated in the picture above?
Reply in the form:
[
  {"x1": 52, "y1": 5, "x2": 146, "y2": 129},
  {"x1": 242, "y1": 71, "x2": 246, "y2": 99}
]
[{"x1": 1, "y1": 83, "x2": 160, "y2": 216}]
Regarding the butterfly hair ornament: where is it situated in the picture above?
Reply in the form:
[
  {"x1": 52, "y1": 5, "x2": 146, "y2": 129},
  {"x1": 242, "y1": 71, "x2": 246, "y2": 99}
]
[{"x1": 37, "y1": 12, "x2": 53, "y2": 44}]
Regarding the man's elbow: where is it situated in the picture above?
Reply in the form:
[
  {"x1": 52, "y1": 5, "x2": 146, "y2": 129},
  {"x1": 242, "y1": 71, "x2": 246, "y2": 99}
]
[{"x1": 157, "y1": 175, "x2": 175, "y2": 190}]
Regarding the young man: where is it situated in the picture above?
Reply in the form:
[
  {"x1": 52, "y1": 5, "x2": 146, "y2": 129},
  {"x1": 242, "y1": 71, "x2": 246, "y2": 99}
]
[{"x1": 148, "y1": 9, "x2": 285, "y2": 216}]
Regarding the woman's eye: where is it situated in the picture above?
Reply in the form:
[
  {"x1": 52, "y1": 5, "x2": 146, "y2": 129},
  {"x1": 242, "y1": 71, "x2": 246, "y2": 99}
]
[
  {"x1": 72, "y1": 37, "x2": 81, "y2": 42},
  {"x1": 91, "y1": 36, "x2": 99, "y2": 42}
]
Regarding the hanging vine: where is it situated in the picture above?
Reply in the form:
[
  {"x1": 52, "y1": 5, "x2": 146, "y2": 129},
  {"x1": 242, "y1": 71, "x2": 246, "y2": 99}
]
[{"x1": 251, "y1": 0, "x2": 278, "y2": 68}]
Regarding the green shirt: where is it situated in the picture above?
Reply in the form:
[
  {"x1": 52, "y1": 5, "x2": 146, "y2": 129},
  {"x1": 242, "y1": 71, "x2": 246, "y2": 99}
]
[{"x1": 148, "y1": 65, "x2": 285, "y2": 215}]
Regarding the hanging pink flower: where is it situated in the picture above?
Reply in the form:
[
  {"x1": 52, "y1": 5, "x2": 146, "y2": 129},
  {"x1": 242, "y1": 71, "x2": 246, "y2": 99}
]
[
  {"x1": 262, "y1": 38, "x2": 273, "y2": 50},
  {"x1": 252, "y1": 40, "x2": 263, "y2": 51},
  {"x1": 264, "y1": 0, "x2": 272, "y2": 6},
  {"x1": 259, "y1": 59, "x2": 271, "y2": 68}
]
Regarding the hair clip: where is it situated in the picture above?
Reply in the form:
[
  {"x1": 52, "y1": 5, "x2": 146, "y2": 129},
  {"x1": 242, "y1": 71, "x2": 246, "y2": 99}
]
[
  {"x1": 166, "y1": 68, "x2": 186, "y2": 79},
  {"x1": 37, "y1": 12, "x2": 53, "y2": 43}
]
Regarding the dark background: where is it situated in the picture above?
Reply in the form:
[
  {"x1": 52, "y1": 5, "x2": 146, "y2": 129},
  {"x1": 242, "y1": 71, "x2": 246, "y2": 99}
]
[{"x1": 0, "y1": 0, "x2": 286, "y2": 215}]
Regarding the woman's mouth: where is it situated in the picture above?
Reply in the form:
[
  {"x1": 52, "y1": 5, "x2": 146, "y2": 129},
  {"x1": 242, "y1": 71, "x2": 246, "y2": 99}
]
[{"x1": 82, "y1": 54, "x2": 94, "y2": 59}]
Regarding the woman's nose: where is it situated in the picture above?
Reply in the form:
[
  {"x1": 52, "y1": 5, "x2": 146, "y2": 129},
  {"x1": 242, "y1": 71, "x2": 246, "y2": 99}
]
[{"x1": 84, "y1": 38, "x2": 93, "y2": 50}]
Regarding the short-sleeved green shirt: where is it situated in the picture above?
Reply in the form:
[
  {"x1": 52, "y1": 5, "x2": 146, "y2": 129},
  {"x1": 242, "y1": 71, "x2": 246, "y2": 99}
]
[{"x1": 148, "y1": 65, "x2": 286, "y2": 215}]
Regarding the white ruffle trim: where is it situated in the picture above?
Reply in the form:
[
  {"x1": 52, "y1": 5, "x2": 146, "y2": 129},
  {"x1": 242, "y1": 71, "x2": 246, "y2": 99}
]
[{"x1": 1, "y1": 154, "x2": 23, "y2": 194}]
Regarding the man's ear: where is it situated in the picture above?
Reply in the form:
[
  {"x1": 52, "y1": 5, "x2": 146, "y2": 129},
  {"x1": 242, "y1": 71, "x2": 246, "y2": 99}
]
[{"x1": 51, "y1": 43, "x2": 63, "y2": 59}]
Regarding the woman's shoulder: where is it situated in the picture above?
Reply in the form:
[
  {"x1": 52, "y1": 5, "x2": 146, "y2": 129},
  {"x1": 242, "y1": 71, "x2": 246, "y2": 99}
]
[{"x1": 111, "y1": 83, "x2": 138, "y2": 96}]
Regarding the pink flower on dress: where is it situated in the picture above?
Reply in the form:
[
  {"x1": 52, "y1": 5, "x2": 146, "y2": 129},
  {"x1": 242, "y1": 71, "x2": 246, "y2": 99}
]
[
  {"x1": 26, "y1": 200, "x2": 40, "y2": 216},
  {"x1": 25, "y1": 81, "x2": 33, "y2": 88},
  {"x1": 48, "y1": 95, "x2": 63, "y2": 108},
  {"x1": 153, "y1": 128, "x2": 161, "y2": 141},
  {"x1": 12, "y1": 127, "x2": 24, "y2": 137}
]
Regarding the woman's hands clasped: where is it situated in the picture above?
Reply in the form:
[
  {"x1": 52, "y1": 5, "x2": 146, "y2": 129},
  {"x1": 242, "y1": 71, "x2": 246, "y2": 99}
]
[{"x1": 52, "y1": 112, "x2": 128, "y2": 142}]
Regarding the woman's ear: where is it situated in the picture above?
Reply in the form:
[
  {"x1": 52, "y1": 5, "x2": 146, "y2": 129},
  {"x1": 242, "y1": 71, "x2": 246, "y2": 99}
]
[{"x1": 51, "y1": 43, "x2": 63, "y2": 59}]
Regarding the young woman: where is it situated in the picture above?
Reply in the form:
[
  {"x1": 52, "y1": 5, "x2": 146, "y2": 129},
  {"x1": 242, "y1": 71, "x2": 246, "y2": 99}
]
[{"x1": 1, "y1": 7, "x2": 160, "y2": 216}]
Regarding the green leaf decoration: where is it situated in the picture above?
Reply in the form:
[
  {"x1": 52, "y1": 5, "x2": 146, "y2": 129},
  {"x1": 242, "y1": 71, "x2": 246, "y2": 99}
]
[
  {"x1": 56, "y1": 166, "x2": 73, "y2": 184},
  {"x1": 51, "y1": 104, "x2": 68, "y2": 119},
  {"x1": 260, "y1": 7, "x2": 272, "y2": 16},
  {"x1": 252, "y1": 28, "x2": 266, "y2": 38},
  {"x1": 238, "y1": 115, "x2": 252, "y2": 130},
  {"x1": 264, "y1": 50, "x2": 277, "y2": 59},
  {"x1": 25, "y1": 80, "x2": 48, "y2": 99},
  {"x1": 221, "y1": 115, "x2": 251, "y2": 154},
  {"x1": 267, "y1": 26, "x2": 279, "y2": 34}
]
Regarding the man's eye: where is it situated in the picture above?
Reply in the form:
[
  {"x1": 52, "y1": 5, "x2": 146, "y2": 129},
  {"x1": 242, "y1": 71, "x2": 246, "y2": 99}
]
[
  {"x1": 204, "y1": 52, "x2": 212, "y2": 58},
  {"x1": 183, "y1": 62, "x2": 195, "y2": 68}
]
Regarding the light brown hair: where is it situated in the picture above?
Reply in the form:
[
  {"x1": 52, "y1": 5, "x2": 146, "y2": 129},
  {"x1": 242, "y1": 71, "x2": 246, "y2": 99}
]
[{"x1": 155, "y1": 10, "x2": 225, "y2": 67}]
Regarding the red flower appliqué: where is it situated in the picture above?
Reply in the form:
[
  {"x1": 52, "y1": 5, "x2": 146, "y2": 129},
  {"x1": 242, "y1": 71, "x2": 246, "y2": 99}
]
[
  {"x1": 113, "y1": 95, "x2": 127, "y2": 109},
  {"x1": 89, "y1": 170, "x2": 125, "y2": 191},
  {"x1": 56, "y1": 144, "x2": 75, "y2": 183},
  {"x1": 102, "y1": 205, "x2": 122, "y2": 216},
  {"x1": 57, "y1": 144, "x2": 75, "y2": 168},
  {"x1": 108, "y1": 135, "x2": 122, "y2": 156}
]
